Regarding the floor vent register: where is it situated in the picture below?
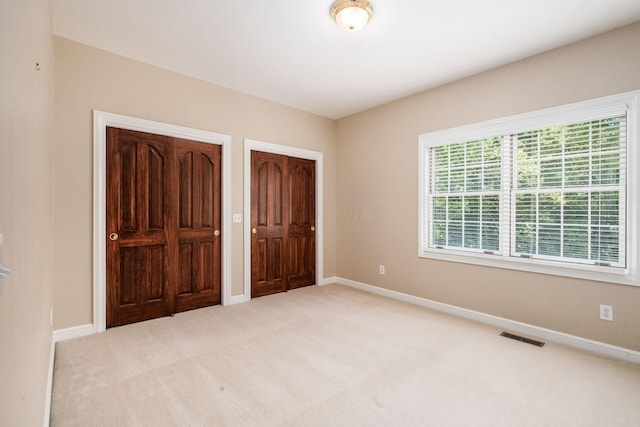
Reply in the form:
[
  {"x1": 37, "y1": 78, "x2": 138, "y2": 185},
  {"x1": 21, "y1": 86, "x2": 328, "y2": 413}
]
[{"x1": 500, "y1": 331, "x2": 545, "y2": 347}]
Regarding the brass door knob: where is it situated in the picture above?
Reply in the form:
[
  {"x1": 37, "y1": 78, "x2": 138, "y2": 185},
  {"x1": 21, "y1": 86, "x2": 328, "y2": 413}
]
[
  {"x1": 311, "y1": 226, "x2": 315, "y2": 231},
  {"x1": 109, "y1": 233, "x2": 119, "y2": 241},
  {"x1": 251, "y1": 228, "x2": 257, "y2": 234},
  {"x1": 214, "y1": 230, "x2": 220, "y2": 236}
]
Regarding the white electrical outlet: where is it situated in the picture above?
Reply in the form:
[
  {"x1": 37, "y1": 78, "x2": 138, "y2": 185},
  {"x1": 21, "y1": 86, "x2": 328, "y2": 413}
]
[
  {"x1": 232, "y1": 213, "x2": 242, "y2": 223},
  {"x1": 379, "y1": 265, "x2": 385, "y2": 275},
  {"x1": 600, "y1": 304, "x2": 613, "y2": 321}
]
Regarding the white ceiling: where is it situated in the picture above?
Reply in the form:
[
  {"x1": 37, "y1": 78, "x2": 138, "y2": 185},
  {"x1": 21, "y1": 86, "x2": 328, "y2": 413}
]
[{"x1": 51, "y1": 0, "x2": 640, "y2": 119}]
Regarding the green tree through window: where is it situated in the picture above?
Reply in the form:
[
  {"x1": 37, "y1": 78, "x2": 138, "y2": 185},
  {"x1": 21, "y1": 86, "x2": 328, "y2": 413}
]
[
  {"x1": 430, "y1": 137, "x2": 502, "y2": 252},
  {"x1": 513, "y1": 117, "x2": 623, "y2": 264}
]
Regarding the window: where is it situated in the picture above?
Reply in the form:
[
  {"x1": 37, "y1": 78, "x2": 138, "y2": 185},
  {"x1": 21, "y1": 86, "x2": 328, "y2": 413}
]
[{"x1": 418, "y1": 91, "x2": 640, "y2": 285}]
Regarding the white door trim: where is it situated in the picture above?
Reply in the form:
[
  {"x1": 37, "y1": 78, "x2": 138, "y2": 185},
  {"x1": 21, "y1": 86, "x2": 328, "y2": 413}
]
[
  {"x1": 243, "y1": 139, "x2": 324, "y2": 302},
  {"x1": 93, "y1": 110, "x2": 232, "y2": 333}
]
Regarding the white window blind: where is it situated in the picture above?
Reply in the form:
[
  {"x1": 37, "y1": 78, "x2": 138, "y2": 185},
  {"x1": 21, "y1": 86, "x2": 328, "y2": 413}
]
[
  {"x1": 418, "y1": 91, "x2": 639, "y2": 285},
  {"x1": 427, "y1": 137, "x2": 502, "y2": 253},
  {"x1": 511, "y1": 116, "x2": 626, "y2": 267}
]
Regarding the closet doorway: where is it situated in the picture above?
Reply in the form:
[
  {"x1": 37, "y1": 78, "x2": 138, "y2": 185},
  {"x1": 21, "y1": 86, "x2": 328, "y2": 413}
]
[
  {"x1": 251, "y1": 150, "x2": 316, "y2": 297},
  {"x1": 106, "y1": 127, "x2": 222, "y2": 327}
]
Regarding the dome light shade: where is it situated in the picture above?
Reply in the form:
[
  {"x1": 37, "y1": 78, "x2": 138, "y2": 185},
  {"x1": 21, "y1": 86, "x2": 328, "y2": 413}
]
[{"x1": 331, "y1": 0, "x2": 374, "y2": 32}]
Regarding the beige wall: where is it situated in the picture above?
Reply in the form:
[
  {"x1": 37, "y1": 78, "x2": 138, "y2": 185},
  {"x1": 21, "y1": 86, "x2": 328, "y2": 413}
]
[
  {"x1": 335, "y1": 23, "x2": 640, "y2": 351},
  {"x1": 0, "y1": 0, "x2": 54, "y2": 425},
  {"x1": 53, "y1": 37, "x2": 337, "y2": 329},
  {"x1": 54, "y1": 23, "x2": 640, "y2": 351}
]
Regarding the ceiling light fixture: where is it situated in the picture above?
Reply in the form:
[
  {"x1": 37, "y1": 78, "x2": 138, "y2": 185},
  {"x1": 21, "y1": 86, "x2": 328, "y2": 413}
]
[{"x1": 331, "y1": 0, "x2": 374, "y2": 32}]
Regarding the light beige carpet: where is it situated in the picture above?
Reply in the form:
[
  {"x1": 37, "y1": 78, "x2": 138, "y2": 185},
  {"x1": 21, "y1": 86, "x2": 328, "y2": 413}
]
[{"x1": 51, "y1": 284, "x2": 640, "y2": 426}]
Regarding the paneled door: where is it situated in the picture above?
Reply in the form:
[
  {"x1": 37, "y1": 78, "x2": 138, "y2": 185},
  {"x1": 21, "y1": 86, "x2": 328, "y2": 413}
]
[
  {"x1": 106, "y1": 127, "x2": 221, "y2": 328},
  {"x1": 174, "y1": 139, "x2": 222, "y2": 312},
  {"x1": 286, "y1": 156, "x2": 316, "y2": 289},
  {"x1": 251, "y1": 151, "x2": 315, "y2": 298}
]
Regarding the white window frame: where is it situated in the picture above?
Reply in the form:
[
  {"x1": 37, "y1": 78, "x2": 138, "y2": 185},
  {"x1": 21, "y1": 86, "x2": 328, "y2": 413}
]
[{"x1": 418, "y1": 91, "x2": 640, "y2": 286}]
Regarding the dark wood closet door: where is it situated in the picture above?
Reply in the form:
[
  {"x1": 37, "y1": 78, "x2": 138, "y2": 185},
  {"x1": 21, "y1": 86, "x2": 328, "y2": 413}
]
[
  {"x1": 174, "y1": 138, "x2": 222, "y2": 312},
  {"x1": 106, "y1": 127, "x2": 222, "y2": 328},
  {"x1": 251, "y1": 151, "x2": 316, "y2": 298},
  {"x1": 106, "y1": 127, "x2": 174, "y2": 327},
  {"x1": 251, "y1": 151, "x2": 288, "y2": 297},
  {"x1": 287, "y1": 157, "x2": 316, "y2": 289}
]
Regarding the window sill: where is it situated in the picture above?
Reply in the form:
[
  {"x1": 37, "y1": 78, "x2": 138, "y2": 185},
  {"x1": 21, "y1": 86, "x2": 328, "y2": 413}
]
[{"x1": 419, "y1": 248, "x2": 639, "y2": 287}]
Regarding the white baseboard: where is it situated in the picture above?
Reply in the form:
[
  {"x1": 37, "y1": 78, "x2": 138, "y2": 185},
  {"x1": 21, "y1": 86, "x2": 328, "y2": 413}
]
[
  {"x1": 43, "y1": 335, "x2": 55, "y2": 427},
  {"x1": 319, "y1": 276, "x2": 338, "y2": 286},
  {"x1": 229, "y1": 294, "x2": 250, "y2": 305},
  {"x1": 46, "y1": 322, "x2": 98, "y2": 426},
  {"x1": 334, "y1": 277, "x2": 640, "y2": 364},
  {"x1": 49, "y1": 278, "x2": 639, "y2": 364},
  {"x1": 53, "y1": 324, "x2": 96, "y2": 343}
]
